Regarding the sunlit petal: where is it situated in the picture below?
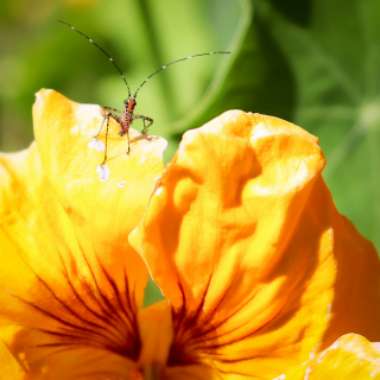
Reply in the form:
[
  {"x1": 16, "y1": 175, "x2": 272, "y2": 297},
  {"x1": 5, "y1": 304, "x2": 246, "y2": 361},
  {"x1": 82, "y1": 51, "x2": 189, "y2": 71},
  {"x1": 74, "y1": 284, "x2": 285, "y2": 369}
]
[
  {"x1": 286, "y1": 334, "x2": 380, "y2": 380},
  {"x1": 0, "y1": 89, "x2": 167, "y2": 378},
  {"x1": 131, "y1": 110, "x2": 380, "y2": 379},
  {"x1": 32, "y1": 89, "x2": 167, "y2": 296}
]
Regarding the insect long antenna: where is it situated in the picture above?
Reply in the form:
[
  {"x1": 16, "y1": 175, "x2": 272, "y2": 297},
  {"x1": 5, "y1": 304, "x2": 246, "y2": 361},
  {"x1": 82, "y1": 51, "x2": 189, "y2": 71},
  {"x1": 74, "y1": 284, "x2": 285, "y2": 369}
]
[
  {"x1": 133, "y1": 51, "x2": 231, "y2": 98},
  {"x1": 58, "y1": 20, "x2": 131, "y2": 97}
]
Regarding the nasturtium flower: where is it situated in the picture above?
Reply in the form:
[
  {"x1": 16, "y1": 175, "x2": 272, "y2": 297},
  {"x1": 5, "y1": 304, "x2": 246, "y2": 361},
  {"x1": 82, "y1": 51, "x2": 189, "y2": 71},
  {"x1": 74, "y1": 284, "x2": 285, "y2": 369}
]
[{"x1": 0, "y1": 90, "x2": 379, "y2": 380}]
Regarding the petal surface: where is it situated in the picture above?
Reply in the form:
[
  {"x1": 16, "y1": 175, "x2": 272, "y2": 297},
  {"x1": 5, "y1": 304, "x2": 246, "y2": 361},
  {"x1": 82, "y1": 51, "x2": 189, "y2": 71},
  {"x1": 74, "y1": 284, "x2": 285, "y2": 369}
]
[
  {"x1": 0, "y1": 89, "x2": 166, "y2": 378},
  {"x1": 301, "y1": 334, "x2": 380, "y2": 380},
  {"x1": 32, "y1": 89, "x2": 167, "y2": 296},
  {"x1": 130, "y1": 110, "x2": 380, "y2": 379},
  {"x1": 0, "y1": 340, "x2": 24, "y2": 380}
]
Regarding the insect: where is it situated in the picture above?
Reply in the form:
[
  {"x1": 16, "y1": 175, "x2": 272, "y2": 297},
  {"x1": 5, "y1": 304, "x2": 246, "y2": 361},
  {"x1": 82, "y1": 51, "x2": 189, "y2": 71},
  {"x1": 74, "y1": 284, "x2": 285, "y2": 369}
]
[{"x1": 59, "y1": 20, "x2": 231, "y2": 165}]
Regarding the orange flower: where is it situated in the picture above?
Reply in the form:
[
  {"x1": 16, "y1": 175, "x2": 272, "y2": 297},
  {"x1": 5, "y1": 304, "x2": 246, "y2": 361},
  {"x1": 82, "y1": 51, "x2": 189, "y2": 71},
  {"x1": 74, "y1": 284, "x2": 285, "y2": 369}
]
[{"x1": 0, "y1": 90, "x2": 379, "y2": 379}]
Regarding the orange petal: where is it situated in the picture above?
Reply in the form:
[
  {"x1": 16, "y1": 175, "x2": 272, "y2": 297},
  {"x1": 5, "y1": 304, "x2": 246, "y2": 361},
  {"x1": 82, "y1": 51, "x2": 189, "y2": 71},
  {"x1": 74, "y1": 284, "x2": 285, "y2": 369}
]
[
  {"x1": 163, "y1": 364, "x2": 220, "y2": 380},
  {"x1": 0, "y1": 89, "x2": 166, "y2": 377},
  {"x1": 0, "y1": 340, "x2": 24, "y2": 380},
  {"x1": 137, "y1": 301, "x2": 173, "y2": 376},
  {"x1": 130, "y1": 110, "x2": 380, "y2": 379}
]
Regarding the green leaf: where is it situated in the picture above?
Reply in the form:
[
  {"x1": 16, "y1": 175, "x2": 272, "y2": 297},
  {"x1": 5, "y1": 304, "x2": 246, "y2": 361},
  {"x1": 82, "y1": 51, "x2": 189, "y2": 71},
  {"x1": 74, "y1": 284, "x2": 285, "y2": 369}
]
[
  {"x1": 171, "y1": 0, "x2": 295, "y2": 135},
  {"x1": 257, "y1": 0, "x2": 380, "y2": 250}
]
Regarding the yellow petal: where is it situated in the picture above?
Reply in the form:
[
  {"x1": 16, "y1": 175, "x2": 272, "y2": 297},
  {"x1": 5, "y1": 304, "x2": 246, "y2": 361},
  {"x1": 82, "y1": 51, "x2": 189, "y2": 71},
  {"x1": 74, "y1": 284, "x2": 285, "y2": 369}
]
[
  {"x1": 130, "y1": 110, "x2": 380, "y2": 379},
  {"x1": 305, "y1": 334, "x2": 380, "y2": 379},
  {"x1": 0, "y1": 145, "x2": 47, "y2": 306},
  {"x1": 0, "y1": 89, "x2": 167, "y2": 377},
  {"x1": 7, "y1": 330, "x2": 139, "y2": 380},
  {"x1": 32, "y1": 89, "x2": 167, "y2": 298}
]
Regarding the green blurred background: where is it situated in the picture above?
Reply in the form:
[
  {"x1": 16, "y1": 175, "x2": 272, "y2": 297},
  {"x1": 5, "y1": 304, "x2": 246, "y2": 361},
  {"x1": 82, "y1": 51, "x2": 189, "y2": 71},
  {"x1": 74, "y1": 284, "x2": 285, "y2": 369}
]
[{"x1": 1, "y1": 0, "x2": 379, "y2": 251}]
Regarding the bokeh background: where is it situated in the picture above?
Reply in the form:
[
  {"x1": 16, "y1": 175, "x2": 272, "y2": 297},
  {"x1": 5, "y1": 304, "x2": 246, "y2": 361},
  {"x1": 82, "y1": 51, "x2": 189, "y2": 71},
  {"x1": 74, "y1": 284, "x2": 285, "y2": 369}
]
[{"x1": 1, "y1": 0, "x2": 379, "y2": 252}]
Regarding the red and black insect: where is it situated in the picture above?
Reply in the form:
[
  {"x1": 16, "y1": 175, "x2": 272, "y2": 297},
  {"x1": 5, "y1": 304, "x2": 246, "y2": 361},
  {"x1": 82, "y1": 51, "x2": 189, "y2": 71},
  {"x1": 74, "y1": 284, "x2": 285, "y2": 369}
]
[{"x1": 59, "y1": 20, "x2": 230, "y2": 165}]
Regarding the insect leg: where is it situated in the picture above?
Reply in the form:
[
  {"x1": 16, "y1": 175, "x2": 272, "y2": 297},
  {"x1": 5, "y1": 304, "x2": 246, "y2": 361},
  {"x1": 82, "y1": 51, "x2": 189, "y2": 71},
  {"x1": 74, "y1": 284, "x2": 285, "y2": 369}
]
[
  {"x1": 126, "y1": 128, "x2": 131, "y2": 155},
  {"x1": 94, "y1": 114, "x2": 108, "y2": 139},
  {"x1": 95, "y1": 108, "x2": 120, "y2": 139},
  {"x1": 101, "y1": 111, "x2": 131, "y2": 156},
  {"x1": 133, "y1": 114, "x2": 154, "y2": 135},
  {"x1": 101, "y1": 114, "x2": 111, "y2": 165},
  {"x1": 103, "y1": 106, "x2": 121, "y2": 114}
]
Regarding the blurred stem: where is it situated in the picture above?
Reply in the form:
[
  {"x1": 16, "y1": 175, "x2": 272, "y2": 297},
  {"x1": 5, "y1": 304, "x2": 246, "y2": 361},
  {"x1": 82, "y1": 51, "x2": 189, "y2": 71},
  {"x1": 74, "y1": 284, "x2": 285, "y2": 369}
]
[{"x1": 135, "y1": 0, "x2": 177, "y2": 115}]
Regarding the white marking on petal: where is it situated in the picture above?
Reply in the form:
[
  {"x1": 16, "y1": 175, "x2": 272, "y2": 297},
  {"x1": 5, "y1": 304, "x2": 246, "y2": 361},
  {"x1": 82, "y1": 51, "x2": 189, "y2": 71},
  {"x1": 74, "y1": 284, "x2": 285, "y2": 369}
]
[
  {"x1": 304, "y1": 367, "x2": 312, "y2": 380},
  {"x1": 251, "y1": 122, "x2": 271, "y2": 142},
  {"x1": 317, "y1": 340, "x2": 340, "y2": 363},
  {"x1": 74, "y1": 104, "x2": 103, "y2": 136},
  {"x1": 272, "y1": 374, "x2": 286, "y2": 380},
  {"x1": 139, "y1": 155, "x2": 148, "y2": 164},
  {"x1": 219, "y1": 109, "x2": 244, "y2": 125},
  {"x1": 154, "y1": 186, "x2": 164, "y2": 197},
  {"x1": 96, "y1": 164, "x2": 109, "y2": 182},
  {"x1": 373, "y1": 342, "x2": 380, "y2": 352},
  {"x1": 70, "y1": 125, "x2": 80, "y2": 135},
  {"x1": 149, "y1": 138, "x2": 168, "y2": 153},
  {"x1": 140, "y1": 137, "x2": 168, "y2": 160},
  {"x1": 34, "y1": 90, "x2": 53, "y2": 111},
  {"x1": 117, "y1": 180, "x2": 127, "y2": 188},
  {"x1": 370, "y1": 367, "x2": 380, "y2": 378},
  {"x1": 88, "y1": 138, "x2": 105, "y2": 151}
]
